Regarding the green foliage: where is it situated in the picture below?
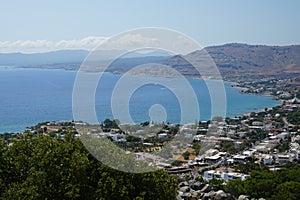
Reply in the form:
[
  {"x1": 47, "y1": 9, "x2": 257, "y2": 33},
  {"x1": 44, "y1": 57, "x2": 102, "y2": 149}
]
[
  {"x1": 208, "y1": 178, "x2": 224, "y2": 191},
  {"x1": 224, "y1": 179, "x2": 245, "y2": 198},
  {"x1": 236, "y1": 162, "x2": 268, "y2": 174},
  {"x1": 198, "y1": 120, "x2": 209, "y2": 129},
  {"x1": 225, "y1": 165, "x2": 300, "y2": 199},
  {"x1": 126, "y1": 135, "x2": 141, "y2": 143},
  {"x1": 0, "y1": 134, "x2": 177, "y2": 199},
  {"x1": 168, "y1": 125, "x2": 179, "y2": 135},
  {"x1": 212, "y1": 116, "x2": 223, "y2": 122},
  {"x1": 287, "y1": 109, "x2": 300, "y2": 125},
  {"x1": 140, "y1": 121, "x2": 150, "y2": 127},
  {"x1": 102, "y1": 119, "x2": 120, "y2": 129},
  {"x1": 192, "y1": 143, "x2": 201, "y2": 155},
  {"x1": 171, "y1": 160, "x2": 183, "y2": 166},
  {"x1": 278, "y1": 140, "x2": 290, "y2": 152},
  {"x1": 182, "y1": 151, "x2": 190, "y2": 160},
  {"x1": 270, "y1": 181, "x2": 300, "y2": 200},
  {"x1": 245, "y1": 129, "x2": 267, "y2": 142},
  {"x1": 220, "y1": 141, "x2": 238, "y2": 154},
  {"x1": 250, "y1": 112, "x2": 256, "y2": 117}
]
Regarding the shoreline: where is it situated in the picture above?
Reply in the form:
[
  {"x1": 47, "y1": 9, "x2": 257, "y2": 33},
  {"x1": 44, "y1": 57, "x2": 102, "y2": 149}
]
[
  {"x1": 229, "y1": 81, "x2": 282, "y2": 117},
  {"x1": 0, "y1": 67, "x2": 283, "y2": 134}
]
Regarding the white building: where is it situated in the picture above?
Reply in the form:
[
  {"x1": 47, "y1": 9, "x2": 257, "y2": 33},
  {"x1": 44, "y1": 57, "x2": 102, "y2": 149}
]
[
  {"x1": 203, "y1": 170, "x2": 248, "y2": 182},
  {"x1": 157, "y1": 133, "x2": 168, "y2": 139},
  {"x1": 262, "y1": 155, "x2": 274, "y2": 165},
  {"x1": 233, "y1": 155, "x2": 250, "y2": 163}
]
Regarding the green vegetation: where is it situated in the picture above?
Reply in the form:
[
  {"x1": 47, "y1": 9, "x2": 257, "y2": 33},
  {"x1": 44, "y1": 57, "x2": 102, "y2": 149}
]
[
  {"x1": 236, "y1": 162, "x2": 268, "y2": 174},
  {"x1": 287, "y1": 109, "x2": 300, "y2": 125},
  {"x1": 207, "y1": 178, "x2": 224, "y2": 191},
  {"x1": 168, "y1": 125, "x2": 180, "y2": 135},
  {"x1": 182, "y1": 151, "x2": 190, "y2": 160},
  {"x1": 102, "y1": 119, "x2": 120, "y2": 130},
  {"x1": 192, "y1": 143, "x2": 201, "y2": 155},
  {"x1": 171, "y1": 160, "x2": 183, "y2": 166},
  {"x1": 212, "y1": 116, "x2": 224, "y2": 122},
  {"x1": 224, "y1": 165, "x2": 300, "y2": 200},
  {"x1": 278, "y1": 140, "x2": 290, "y2": 153},
  {"x1": 245, "y1": 129, "x2": 267, "y2": 142},
  {"x1": 220, "y1": 141, "x2": 238, "y2": 154},
  {"x1": 0, "y1": 134, "x2": 177, "y2": 199}
]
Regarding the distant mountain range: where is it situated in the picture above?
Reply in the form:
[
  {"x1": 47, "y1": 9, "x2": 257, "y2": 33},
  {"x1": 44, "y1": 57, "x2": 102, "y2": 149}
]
[
  {"x1": 163, "y1": 43, "x2": 300, "y2": 79},
  {"x1": 185, "y1": 43, "x2": 300, "y2": 79},
  {"x1": 0, "y1": 50, "x2": 171, "y2": 71},
  {"x1": 1, "y1": 43, "x2": 300, "y2": 79},
  {"x1": 0, "y1": 50, "x2": 88, "y2": 67}
]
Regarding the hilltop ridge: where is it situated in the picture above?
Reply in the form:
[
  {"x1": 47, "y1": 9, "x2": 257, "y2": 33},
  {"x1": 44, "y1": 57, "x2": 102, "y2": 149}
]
[{"x1": 1, "y1": 43, "x2": 300, "y2": 80}]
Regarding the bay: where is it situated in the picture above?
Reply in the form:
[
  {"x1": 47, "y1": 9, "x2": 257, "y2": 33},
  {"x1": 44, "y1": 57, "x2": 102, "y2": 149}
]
[{"x1": 0, "y1": 67, "x2": 279, "y2": 133}]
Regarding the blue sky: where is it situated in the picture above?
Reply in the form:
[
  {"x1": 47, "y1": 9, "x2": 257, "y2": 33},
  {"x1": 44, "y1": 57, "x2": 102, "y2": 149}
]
[{"x1": 1, "y1": 0, "x2": 300, "y2": 52}]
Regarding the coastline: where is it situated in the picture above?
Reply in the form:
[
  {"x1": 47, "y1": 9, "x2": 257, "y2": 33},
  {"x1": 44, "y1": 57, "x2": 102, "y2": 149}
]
[
  {"x1": 0, "y1": 67, "x2": 283, "y2": 134},
  {"x1": 229, "y1": 81, "x2": 282, "y2": 117}
]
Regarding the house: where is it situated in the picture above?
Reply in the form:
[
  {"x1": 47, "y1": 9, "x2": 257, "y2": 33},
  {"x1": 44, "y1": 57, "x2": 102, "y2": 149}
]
[
  {"x1": 292, "y1": 135, "x2": 300, "y2": 143},
  {"x1": 233, "y1": 155, "x2": 250, "y2": 163},
  {"x1": 205, "y1": 149, "x2": 219, "y2": 156},
  {"x1": 227, "y1": 131, "x2": 236, "y2": 139},
  {"x1": 276, "y1": 154, "x2": 292, "y2": 164},
  {"x1": 193, "y1": 135, "x2": 205, "y2": 142},
  {"x1": 262, "y1": 155, "x2": 274, "y2": 165},
  {"x1": 242, "y1": 150, "x2": 256, "y2": 157},
  {"x1": 203, "y1": 170, "x2": 248, "y2": 182},
  {"x1": 204, "y1": 155, "x2": 221, "y2": 164},
  {"x1": 256, "y1": 144, "x2": 270, "y2": 153},
  {"x1": 234, "y1": 141, "x2": 244, "y2": 149},
  {"x1": 288, "y1": 97, "x2": 300, "y2": 104},
  {"x1": 157, "y1": 133, "x2": 168, "y2": 139},
  {"x1": 276, "y1": 132, "x2": 290, "y2": 140},
  {"x1": 248, "y1": 126, "x2": 264, "y2": 131},
  {"x1": 290, "y1": 150, "x2": 300, "y2": 161},
  {"x1": 252, "y1": 121, "x2": 264, "y2": 126},
  {"x1": 222, "y1": 172, "x2": 248, "y2": 182},
  {"x1": 237, "y1": 131, "x2": 246, "y2": 137},
  {"x1": 279, "y1": 92, "x2": 292, "y2": 99},
  {"x1": 109, "y1": 133, "x2": 126, "y2": 143},
  {"x1": 203, "y1": 170, "x2": 220, "y2": 181}
]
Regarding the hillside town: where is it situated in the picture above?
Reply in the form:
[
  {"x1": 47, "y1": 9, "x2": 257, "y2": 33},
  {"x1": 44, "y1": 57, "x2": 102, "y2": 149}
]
[{"x1": 1, "y1": 77, "x2": 299, "y2": 200}]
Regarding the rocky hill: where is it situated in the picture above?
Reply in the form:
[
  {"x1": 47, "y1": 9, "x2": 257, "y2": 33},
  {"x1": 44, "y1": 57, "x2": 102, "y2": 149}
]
[
  {"x1": 164, "y1": 43, "x2": 300, "y2": 80},
  {"x1": 1, "y1": 43, "x2": 299, "y2": 80}
]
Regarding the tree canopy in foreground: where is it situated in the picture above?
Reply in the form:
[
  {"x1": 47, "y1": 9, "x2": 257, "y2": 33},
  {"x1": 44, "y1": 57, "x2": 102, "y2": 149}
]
[
  {"x1": 0, "y1": 134, "x2": 177, "y2": 200},
  {"x1": 224, "y1": 164, "x2": 300, "y2": 200}
]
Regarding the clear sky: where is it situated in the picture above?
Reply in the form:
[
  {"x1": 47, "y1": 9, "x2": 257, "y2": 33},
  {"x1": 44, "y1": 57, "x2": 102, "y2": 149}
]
[{"x1": 1, "y1": 0, "x2": 300, "y2": 52}]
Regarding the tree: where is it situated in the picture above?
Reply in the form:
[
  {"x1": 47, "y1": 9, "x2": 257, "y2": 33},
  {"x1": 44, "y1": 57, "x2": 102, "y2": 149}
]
[
  {"x1": 271, "y1": 182, "x2": 300, "y2": 200},
  {"x1": 182, "y1": 151, "x2": 190, "y2": 160},
  {"x1": 224, "y1": 179, "x2": 245, "y2": 198},
  {"x1": 225, "y1": 165, "x2": 300, "y2": 199},
  {"x1": 0, "y1": 134, "x2": 177, "y2": 199},
  {"x1": 103, "y1": 119, "x2": 120, "y2": 129},
  {"x1": 236, "y1": 163, "x2": 268, "y2": 174},
  {"x1": 212, "y1": 116, "x2": 223, "y2": 122},
  {"x1": 208, "y1": 178, "x2": 223, "y2": 191}
]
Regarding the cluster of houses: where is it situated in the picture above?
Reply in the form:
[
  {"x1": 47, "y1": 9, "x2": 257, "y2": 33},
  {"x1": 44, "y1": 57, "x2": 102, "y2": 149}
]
[
  {"x1": 24, "y1": 83, "x2": 299, "y2": 184},
  {"x1": 235, "y1": 78, "x2": 297, "y2": 100},
  {"x1": 203, "y1": 170, "x2": 248, "y2": 182}
]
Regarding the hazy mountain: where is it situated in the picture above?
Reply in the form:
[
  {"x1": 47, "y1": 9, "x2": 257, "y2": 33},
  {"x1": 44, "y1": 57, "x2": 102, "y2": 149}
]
[
  {"x1": 0, "y1": 50, "x2": 171, "y2": 71},
  {"x1": 164, "y1": 43, "x2": 300, "y2": 79},
  {"x1": 206, "y1": 43, "x2": 300, "y2": 76},
  {"x1": 0, "y1": 50, "x2": 89, "y2": 67},
  {"x1": 1, "y1": 43, "x2": 300, "y2": 79}
]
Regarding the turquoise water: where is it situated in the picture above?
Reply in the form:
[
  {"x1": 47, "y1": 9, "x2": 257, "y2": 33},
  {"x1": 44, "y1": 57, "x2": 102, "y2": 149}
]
[{"x1": 0, "y1": 67, "x2": 279, "y2": 133}]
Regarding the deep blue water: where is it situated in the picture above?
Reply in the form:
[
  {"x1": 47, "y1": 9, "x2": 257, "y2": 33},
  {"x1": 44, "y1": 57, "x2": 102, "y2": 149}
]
[{"x1": 0, "y1": 67, "x2": 279, "y2": 133}]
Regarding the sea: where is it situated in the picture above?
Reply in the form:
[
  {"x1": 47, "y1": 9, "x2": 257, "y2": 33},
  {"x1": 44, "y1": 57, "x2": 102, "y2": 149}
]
[{"x1": 0, "y1": 67, "x2": 280, "y2": 133}]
